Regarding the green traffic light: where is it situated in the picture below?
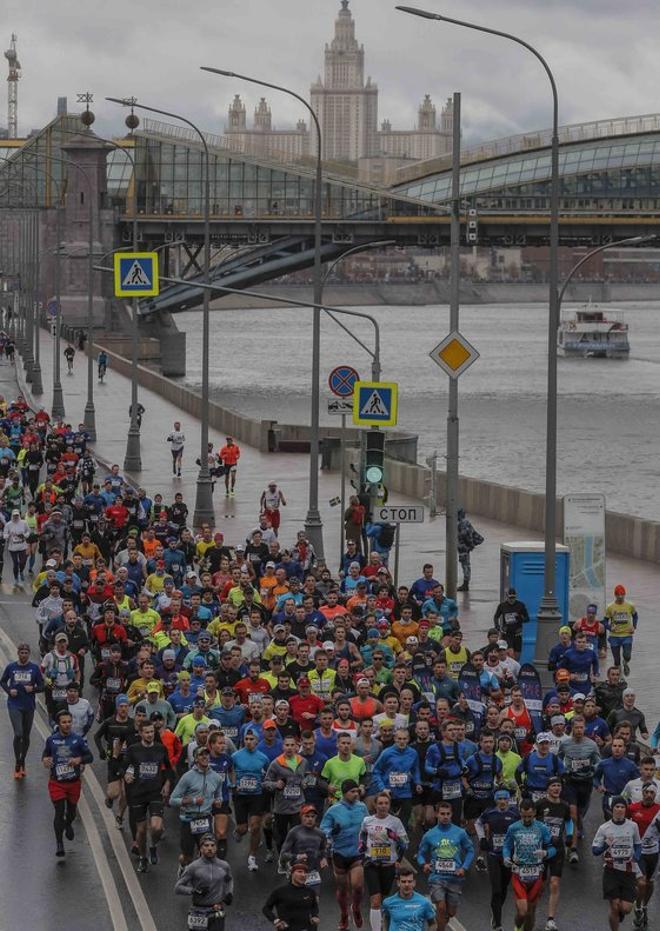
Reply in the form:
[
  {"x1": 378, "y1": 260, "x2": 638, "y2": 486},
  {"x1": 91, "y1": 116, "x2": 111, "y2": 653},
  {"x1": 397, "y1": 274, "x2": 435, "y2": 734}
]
[{"x1": 366, "y1": 465, "x2": 383, "y2": 484}]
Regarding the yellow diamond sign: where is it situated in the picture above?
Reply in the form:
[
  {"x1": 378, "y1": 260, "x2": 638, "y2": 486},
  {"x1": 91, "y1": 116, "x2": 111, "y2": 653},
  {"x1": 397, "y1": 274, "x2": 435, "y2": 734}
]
[{"x1": 429, "y1": 330, "x2": 479, "y2": 378}]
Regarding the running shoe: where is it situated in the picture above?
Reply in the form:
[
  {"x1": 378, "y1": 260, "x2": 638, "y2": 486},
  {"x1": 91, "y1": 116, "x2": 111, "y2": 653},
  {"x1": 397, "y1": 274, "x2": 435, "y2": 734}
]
[
  {"x1": 149, "y1": 846, "x2": 159, "y2": 865},
  {"x1": 115, "y1": 815, "x2": 124, "y2": 829},
  {"x1": 64, "y1": 823, "x2": 75, "y2": 841},
  {"x1": 568, "y1": 848, "x2": 579, "y2": 864},
  {"x1": 476, "y1": 855, "x2": 487, "y2": 871},
  {"x1": 247, "y1": 855, "x2": 259, "y2": 872},
  {"x1": 137, "y1": 857, "x2": 148, "y2": 873},
  {"x1": 623, "y1": 660, "x2": 630, "y2": 676},
  {"x1": 56, "y1": 843, "x2": 65, "y2": 858},
  {"x1": 265, "y1": 849, "x2": 274, "y2": 863},
  {"x1": 104, "y1": 797, "x2": 114, "y2": 809},
  {"x1": 545, "y1": 920, "x2": 558, "y2": 931},
  {"x1": 232, "y1": 828, "x2": 243, "y2": 843}
]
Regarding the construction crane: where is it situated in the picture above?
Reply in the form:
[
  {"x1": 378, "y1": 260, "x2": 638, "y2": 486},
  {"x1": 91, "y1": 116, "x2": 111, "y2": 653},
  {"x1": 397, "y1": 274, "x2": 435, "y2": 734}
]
[{"x1": 5, "y1": 34, "x2": 20, "y2": 139}]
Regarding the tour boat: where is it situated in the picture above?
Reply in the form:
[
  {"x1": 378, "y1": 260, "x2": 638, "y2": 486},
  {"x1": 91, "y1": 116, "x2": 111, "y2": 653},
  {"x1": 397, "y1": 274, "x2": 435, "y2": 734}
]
[{"x1": 557, "y1": 305, "x2": 630, "y2": 358}]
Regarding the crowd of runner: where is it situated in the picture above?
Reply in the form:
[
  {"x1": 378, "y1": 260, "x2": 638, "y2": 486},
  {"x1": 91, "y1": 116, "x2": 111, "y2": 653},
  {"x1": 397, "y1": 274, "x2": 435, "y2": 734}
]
[{"x1": 0, "y1": 392, "x2": 658, "y2": 931}]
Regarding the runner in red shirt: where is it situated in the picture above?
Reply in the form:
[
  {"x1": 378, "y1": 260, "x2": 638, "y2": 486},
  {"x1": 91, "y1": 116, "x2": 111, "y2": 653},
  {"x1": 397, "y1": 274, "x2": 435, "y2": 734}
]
[{"x1": 289, "y1": 677, "x2": 324, "y2": 729}]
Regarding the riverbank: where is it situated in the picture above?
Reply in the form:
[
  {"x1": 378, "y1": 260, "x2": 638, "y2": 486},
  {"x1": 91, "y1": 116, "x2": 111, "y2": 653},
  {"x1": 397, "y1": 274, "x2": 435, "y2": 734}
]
[{"x1": 208, "y1": 279, "x2": 660, "y2": 310}]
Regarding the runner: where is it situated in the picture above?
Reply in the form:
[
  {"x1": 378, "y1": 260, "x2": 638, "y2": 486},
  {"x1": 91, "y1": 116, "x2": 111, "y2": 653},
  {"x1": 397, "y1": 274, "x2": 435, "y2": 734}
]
[
  {"x1": 558, "y1": 714, "x2": 601, "y2": 851},
  {"x1": 0, "y1": 642, "x2": 44, "y2": 778},
  {"x1": 231, "y1": 730, "x2": 270, "y2": 871},
  {"x1": 359, "y1": 793, "x2": 409, "y2": 931},
  {"x1": 279, "y1": 805, "x2": 328, "y2": 896},
  {"x1": 123, "y1": 719, "x2": 173, "y2": 873},
  {"x1": 592, "y1": 797, "x2": 642, "y2": 931},
  {"x1": 260, "y1": 480, "x2": 287, "y2": 536},
  {"x1": 604, "y1": 585, "x2": 638, "y2": 676},
  {"x1": 41, "y1": 709, "x2": 93, "y2": 857},
  {"x1": 535, "y1": 776, "x2": 574, "y2": 931},
  {"x1": 321, "y1": 779, "x2": 369, "y2": 931},
  {"x1": 475, "y1": 787, "x2": 520, "y2": 931},
  {"x1": 417, "y1": 800, "x2": 473, "y2": 931},
  {"x1": 64, "y1": 344, "x2": 75, "y2": 375},
  {"x1": 175, "y1": 833, "x2": 233, "y2": 931},
  {"x1": 93, "y1": 693, "x2": 135, "y2": 827},
  {"x1": 167, "y1": 421, "x2": 186, "y2": 477},
  {"x1": 262, "y1": 861, "x2": 321, "y2": 930},
  {"x1": 170, "y1": 745, "x2": 226, "y2": 873},
  {"x1": 381, "y1": 867, "x2": 437, "y2": 931},
  {"x1": 627, "y1": 784, "x2": 660, "y2": 928},
  {"x1": 503, "y1": 798, "x2": 556, "y2": 931},
  {"x1": 493, "y1": 587, "x2": 530, "y2": 658},
  {"x1": 97, "y1": 350, "x2": 108, "y2": 383},
  {"x1": 218, "y1": 436, "x2": 240, "y2": 497}
]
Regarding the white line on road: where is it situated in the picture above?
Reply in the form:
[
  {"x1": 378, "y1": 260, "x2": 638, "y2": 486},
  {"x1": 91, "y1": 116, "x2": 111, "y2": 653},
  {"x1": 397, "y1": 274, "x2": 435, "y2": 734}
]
[
  {"x1": 0, "y1": 626, "x2": 128, "y2": 931},
  {"x1": 0, "y1": 623, "x2": 159, "y2": 931}
]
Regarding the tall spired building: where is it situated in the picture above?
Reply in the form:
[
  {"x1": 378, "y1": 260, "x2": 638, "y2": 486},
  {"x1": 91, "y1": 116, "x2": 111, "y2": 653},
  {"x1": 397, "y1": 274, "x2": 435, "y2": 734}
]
[{"x1": 310, "y1": 0, "x2": 378, "y2": 162}]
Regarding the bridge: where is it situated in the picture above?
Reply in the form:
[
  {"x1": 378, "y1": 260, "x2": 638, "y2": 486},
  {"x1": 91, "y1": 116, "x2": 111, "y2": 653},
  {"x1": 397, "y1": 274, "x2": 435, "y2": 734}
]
[{"x1": 1, "y1": 108, "x2": 660, "y2": 327}]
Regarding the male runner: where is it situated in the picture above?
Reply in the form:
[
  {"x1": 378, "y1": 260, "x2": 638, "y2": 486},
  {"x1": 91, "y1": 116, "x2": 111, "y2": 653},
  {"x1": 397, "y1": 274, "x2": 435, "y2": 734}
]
[
  {"x1": 535, "y1": 776, "x2": 574, "y2": 931},
  {"x1": 592, "y1": 797, "x2": 642, "y2": 931},
  {"x1": 167, "y1": 421, "x2": 185, "y2": 477},
  {"x1": 218, "y1": 436, "x2": 240, "y2": 496},
  {"x1": 381, "y1": 867, "x2": 437, "y2": 931},
  {"x1": 321, "y1": 779, "x2": 369, "y2": 931},
  {"x1": 503, "y1": 798, "x2": 556, "y2": 931},
  {"x1": 1, "y1": 642, "x2": 44, "y2": 778},
  {"x1": 476, "y1": 787, "x2": 520, "y2": 931},
  {"x1": 123, "y1": 720, "x2": 173, "y2": 872},
  {"x1": 42, "y1": 709, "x2": 93, "y2": 857},
  {"x1": 417, "y1": 801, "x2": 473, "y2": 931}
]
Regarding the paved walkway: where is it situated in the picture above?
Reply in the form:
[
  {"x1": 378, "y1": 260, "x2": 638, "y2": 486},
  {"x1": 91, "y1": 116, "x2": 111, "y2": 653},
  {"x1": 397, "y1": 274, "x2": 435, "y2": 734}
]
[{"x1": 13, "y1": 330, "x2": 660, "y2": 720}]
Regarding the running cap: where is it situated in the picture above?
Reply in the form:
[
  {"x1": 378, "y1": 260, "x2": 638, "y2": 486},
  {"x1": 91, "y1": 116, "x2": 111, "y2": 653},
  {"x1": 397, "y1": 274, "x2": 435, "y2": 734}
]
[
  {"x1": 558, "y1": 625, "x2": 572, "y2": 635},
  {"x1": 614, "y1": 584, "x2": 626, "y2": 596},
  {"x1": 297, "y1": 677, "x2": 310, "y2": 686},
  {"x1": 177, "y1": 670, "x2": 191, "y2": 680},
  {"x1": 536, "y1": 732, "x2": 551, "y2": 743},
  {"x1": 300, "y1": 804, "x2": 317, "y2": 815},
  {"x1": 199, "y1": 833, "x2": 216, "y2": 845},
  {"x1": 356, "y1": 677, "x2": 370, "y2": 687},
  {"x1": 586, "y1": 603, "x2": 598, "y2": 613},
  {"x1": 341, "y1": 779, "x2": 359, "y2": 794},
  {"x1": 418, "y1": 620, "x2": 431, "y2": 629},
  {"x1": 146, "y1": 680, "x2": 161, "y2": 692},
  {"x1": 54, "y1": 633, "x2": 69, "y2": 643},
  {"x1": 506, "y1": 587, "x2": 517, "y2": 596},
  {"x1": 610, "y1": 795, "x2": 627, "y2": 809},
  {"x1": 265, "y1": 561, "x2": 276, "y2": 568},
  {"x1": 497, "y1": 733, "x2": 513, "y2": 744},
  {"x1": 377, "y1": 619, "x2": 390, "y2": 629},
  {"x1": 349, "y1": 561, "x2": 361, "y2": 569},
  {"x1": 193, "y1": 745, "x2": 210, "y2": 758},
  {"x1": 290, "y1": 861, "x2": 308, "y2": 874},
  {"x1": 497, "y1": 640, "x2": 508, "y2": 649},
  {"x1": 550, "y1": 715, "x2": 566, "y2": 726},
  {"x1": 367, "y1": 627, "x2": 379, "y2": 637},
  {"x1": 572, "y1": 693, "x2": 586, "y2": 702},
  {"x1": 494, "y1": 788, "x2": 511, "y2": 800},
  {"x1": 273, "y1": 624, "x2": 286, "y2": 633},
  {"x1": 162, "y1": 649, "x2": 176, "y2": 661},
  {"x1": 221, "y1": 686, "x2": 235, "y2": 696},
  {"x1": 115, "y1": 694, "x2": 129, "y2": 706},
  {"x1": 406, "y1": 636, "x2": 419, "y2": 645},
  {"x1": 275, "y1": 700, "x2": 290, "y2": 708},
  {"x1": 263, "y1": 719, "x2": 278, "y2": 729},
  {"x1": 547, "y1": 776, "x2": 563, "y2": 787},
  {"x1": 322, "y1": 641, "x2": 335, "y2": 650},
  {"x1": 192, "y1": 697, "x2": 206, "y2": 707}
]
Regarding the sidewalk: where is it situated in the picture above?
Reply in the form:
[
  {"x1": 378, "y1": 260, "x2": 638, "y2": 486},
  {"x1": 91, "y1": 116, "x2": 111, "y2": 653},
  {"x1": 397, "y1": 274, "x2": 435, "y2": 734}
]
[{"x1": 14, "y1": 330, "x2": 660, "y2": 719}]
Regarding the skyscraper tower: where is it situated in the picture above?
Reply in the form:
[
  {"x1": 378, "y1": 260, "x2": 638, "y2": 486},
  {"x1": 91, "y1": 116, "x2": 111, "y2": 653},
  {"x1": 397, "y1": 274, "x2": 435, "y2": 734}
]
[{"x1": 310, "y1": 0, "x2": 378, "y2": 162}]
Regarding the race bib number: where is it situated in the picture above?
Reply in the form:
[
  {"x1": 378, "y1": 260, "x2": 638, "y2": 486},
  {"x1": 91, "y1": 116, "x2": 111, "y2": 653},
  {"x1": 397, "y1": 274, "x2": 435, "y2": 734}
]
[
  {"x1": 514, "y1": 726, "x2": 527, "y2": 739},
  {"x1": 190, "y1": 817, "x2": 212, "y2": 835},
  {"x1": 434, "y1": 858, "x2": 456, "y2": 873},
  {"x1": 530, "y1": 790, "x2": 545, "y2": 803},
  {"x1": 371, "y1": 844, "x2": 392, "y2": 860},
  {"x1": 52, "y1": 687, "x2": 67, "y2": 700},
  {"x1": 570, "y1": 758, "x2": 588, "y2": 772},
  {"x1": 187, "y1": 914, "x2": 209, "y2": 930},
  {"x1": 492, "y1": 835, "x2": 504, "y2": 851},
  {"x1": 139, "y1": 762, "x2": 159, "y2": 779},
  {"x1": 302, "y1": 774, "x2": 317, "y2": 788},
  {"x1": 305, "y1": 870, "x2": 321, "y2": 885},
  {"x1": 13, "y1": 671, "x2": 31, "y2": 684},
  {"x1": 221, "y1": 726, "x2": 238, "y2": 739},
  {"x1": 283, "y1": 784, "x2": 301, "y2": 799},
  {"x1": 518, "y1": 865, "x2": 541, "y2": 881},
  {"x1": 389, "y1": 772, "x2": 408, "y2": 788},
  {"x1": 101, "y1": 647, "x2": 112, "y2": 661},
  {"x1": 611, "y1": 846, "x2": 631, "y2": 863},
  {"x1": 504, "y1": 613, "x2": 518, "y2": 626},
  {"x1": 106, "y1": 677, "x2": 121, "y2": 692},
  {"x1": 55, "y1": 762, "x2": 75, "y2": 779},
  {"x1": 442, "y1": 782, "x2": 462, "y2": 799},
  {"x1": 238, "y1": 775, "x2": 258, "y2": 792}
]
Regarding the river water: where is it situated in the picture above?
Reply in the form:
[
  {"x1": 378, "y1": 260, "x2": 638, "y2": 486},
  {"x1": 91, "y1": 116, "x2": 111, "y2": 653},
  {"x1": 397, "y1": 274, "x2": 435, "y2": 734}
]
[{"x1": 176, "y1": 301, "x2": 660, "y2": 520}]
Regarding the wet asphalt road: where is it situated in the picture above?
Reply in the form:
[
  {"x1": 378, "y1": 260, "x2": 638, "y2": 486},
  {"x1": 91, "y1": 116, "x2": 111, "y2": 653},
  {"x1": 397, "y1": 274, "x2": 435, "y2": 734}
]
[{"x1": 0, "y1": 584, "x2": 658, "y2": 931}]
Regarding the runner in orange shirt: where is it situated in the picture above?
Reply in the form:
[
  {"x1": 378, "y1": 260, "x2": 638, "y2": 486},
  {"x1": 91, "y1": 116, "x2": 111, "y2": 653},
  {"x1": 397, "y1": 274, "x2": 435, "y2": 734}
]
[{"x1": 218, "y1": 436, "x2": 241, "y2": 497}]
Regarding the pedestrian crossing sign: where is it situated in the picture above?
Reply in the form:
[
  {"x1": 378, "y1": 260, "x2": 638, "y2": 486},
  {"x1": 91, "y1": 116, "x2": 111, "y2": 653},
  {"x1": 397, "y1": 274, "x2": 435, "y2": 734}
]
[
  {"x1": 113, "y1": 252, "x2": 160, "y2": 298},
  {"x1": 353, "y1": 381, "x2": 398, "y2": 426}
]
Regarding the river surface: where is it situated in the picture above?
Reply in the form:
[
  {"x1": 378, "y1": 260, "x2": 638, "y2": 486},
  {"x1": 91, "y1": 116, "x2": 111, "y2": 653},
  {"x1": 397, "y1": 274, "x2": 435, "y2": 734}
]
[{"x1": 176, "y1": 301, "x2": 660, "y2": 520}]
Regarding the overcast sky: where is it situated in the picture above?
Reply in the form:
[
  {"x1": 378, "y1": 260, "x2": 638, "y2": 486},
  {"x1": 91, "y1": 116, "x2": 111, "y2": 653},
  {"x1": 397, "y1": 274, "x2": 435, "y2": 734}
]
[{"x1": 5, "y1": 0, "x2": 660, "y2": 144}]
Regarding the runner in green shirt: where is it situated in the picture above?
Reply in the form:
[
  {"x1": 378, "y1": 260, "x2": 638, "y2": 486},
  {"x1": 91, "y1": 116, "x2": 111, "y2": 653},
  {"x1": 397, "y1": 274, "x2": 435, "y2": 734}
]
[{"x1": 321, "y1": 733, "x2": 367, "y2": 801}]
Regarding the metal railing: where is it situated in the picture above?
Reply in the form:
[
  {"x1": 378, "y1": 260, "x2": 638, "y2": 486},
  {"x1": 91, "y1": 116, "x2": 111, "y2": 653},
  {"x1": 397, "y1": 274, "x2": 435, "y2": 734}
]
[{"x1": 395, "y1": 111, "x2": 660, "y2": 184}]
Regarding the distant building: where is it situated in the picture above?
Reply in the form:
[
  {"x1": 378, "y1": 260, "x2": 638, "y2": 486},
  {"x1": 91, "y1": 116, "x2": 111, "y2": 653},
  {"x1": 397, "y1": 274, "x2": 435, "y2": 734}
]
[{"x1": 222, "y1": 0, "x2": 452, "y2": 182}]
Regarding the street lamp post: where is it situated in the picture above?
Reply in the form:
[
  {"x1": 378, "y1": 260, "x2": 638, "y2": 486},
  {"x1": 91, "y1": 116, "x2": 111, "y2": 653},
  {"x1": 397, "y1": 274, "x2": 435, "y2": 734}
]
[
  {"x1": 107, "y1": 96, "x2": 214, "y2": 526},
  {"x1": 201, "y1": 66, "x2": 326, "y2": 559},
  {"x1": 397, "y1": 5, "x2": 563, "y2": 649}
]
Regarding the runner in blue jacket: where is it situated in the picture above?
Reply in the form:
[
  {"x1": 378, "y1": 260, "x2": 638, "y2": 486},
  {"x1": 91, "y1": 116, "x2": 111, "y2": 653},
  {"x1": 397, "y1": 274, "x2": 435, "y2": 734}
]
[
  {"x1": 0, "y1": 642, "x2": 44, "y2": 777},
  {"x1": 417, "y1": 800, "x2": 474, "y2": 929},
  {"x1": 320, "y1": 780, "x2": 369, "y2": 931},
  {"x1": 371, "y1": 729, "x2": 422, "y2": 825}
]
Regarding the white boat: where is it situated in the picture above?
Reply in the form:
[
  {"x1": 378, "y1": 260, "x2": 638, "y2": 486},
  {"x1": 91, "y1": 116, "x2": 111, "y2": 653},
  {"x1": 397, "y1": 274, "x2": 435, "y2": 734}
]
[{"x1": 557, "y1": 305, "x2": 630, "y2": 359}]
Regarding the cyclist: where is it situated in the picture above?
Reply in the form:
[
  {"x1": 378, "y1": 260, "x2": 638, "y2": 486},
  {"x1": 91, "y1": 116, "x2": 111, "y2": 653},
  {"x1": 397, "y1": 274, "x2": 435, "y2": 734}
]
[
  {"x1": 175, "y1": 833, "x2": 233, "y2": 931},
  {"x1": 41, "y1": 709, "x2": 93, "y2": 857},
  {"x1": 1, "y1": 643, "x2": 44, "y2": 778},
  {"x1": 97, "y1": 350, "x2": 108, "y2": 383},
  {"x1": 503, "y1": 798, "x2": 556, "y2": 931},
  {"x1": 64, "y1": 344, "x2": 75, "y2": 374},
  {"x1": 592, "y1": 796, "x2": 642, "y2": 931}
]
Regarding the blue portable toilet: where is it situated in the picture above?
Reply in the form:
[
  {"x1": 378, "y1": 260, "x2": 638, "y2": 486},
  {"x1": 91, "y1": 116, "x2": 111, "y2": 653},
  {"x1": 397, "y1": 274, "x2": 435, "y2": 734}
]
[{"x1": 500, "y1": 542, "x2": 570, "y2": 664}]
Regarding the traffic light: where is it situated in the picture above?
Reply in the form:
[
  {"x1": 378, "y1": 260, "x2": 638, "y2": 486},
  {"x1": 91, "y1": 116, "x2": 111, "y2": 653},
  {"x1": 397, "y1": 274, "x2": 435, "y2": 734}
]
[{"x1": 364, "y1": 429, "x2": 385, "y2": 486}]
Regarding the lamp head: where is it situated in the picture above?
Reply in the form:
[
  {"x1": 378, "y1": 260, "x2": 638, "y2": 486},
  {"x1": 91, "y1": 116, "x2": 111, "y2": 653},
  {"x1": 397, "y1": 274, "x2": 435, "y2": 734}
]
[
  {"x1": 395, "y1": 6, "x2": 442, "y2": 20},
  {"x1": 200, "y1": 67, "x2": 236, "y2": 78},
  {"x1": 105, "y1": 96, "x2": 134, "y2": 108}
]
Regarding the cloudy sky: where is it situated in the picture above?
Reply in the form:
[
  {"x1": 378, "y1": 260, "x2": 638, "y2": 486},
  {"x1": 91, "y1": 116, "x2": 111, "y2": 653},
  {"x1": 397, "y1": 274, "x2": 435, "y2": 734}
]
[{"x1": 5, "y1": 0, "x2": 660, "y2": 144}]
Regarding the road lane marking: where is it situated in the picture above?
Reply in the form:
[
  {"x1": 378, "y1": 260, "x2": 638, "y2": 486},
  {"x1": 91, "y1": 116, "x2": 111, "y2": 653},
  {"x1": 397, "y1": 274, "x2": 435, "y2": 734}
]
[{"x1": 0, "y1": 623, "x2": 159, "y2": 931}]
